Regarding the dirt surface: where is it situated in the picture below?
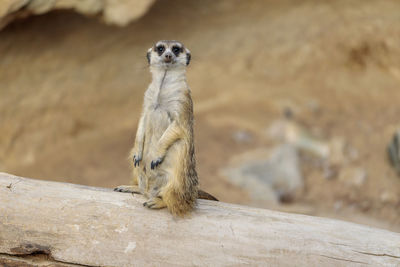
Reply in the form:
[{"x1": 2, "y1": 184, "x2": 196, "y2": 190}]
[{"x1": 1, "y1": 0, "x2": 400, "y2": 231}]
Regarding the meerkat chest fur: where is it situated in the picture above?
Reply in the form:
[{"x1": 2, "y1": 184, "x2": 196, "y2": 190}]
[{"x1": 145, "y1": 69, "x2": 188, "y2": 120}]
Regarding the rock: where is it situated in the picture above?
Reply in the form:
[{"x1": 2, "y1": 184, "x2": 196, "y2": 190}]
[
  {"x1": 266, "y1": 119, "x2": 329, "y2": 158},
  {"x1": 27, "y1": 0, "x2": 103, "y2": 15},
  {"x1": 267, "y1": 120, "x2": 359, "y2": 170},
  {"x1": 359, "y1": 200, "x2": 371, "y2": 212},
  {"x1": 333, "y1": 200, "x2": 343, "y2": 211},
  {"x1": 323, "y1": 163, "x2": 339, "y2": 180},
  {"x1": 387, "y1": 129, "x2": 400, "y2": 176},
  {"x1": 338, "y1": 167, "x2": 367, "y2": 187},
  {"x1": 347, "y1": 145, "x2": 359, "y2": 161},
  {"x1": 232, "y1": 130, "x2": 252, "y2": 144},
  {"x1": 0, "y1": 0, "x2": 155, "y2": 30},
  {"x1": 306, "y1": 99, "x2": 321, "y2": 114},
  {"x1": 327, "y1": 137, "x2": 347, "y2": 166},
  {"x1": 380, "y1": 191, "x2": 399, "y2": 205},
  {"x1": 221, "y1": 144, "x2": 303, "y2": 205}
]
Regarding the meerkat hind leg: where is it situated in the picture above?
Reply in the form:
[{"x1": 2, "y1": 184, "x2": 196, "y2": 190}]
[
  {"x1": 114, "y1": 185, "x2": 141, "y2": 194},
  {"x1": 143, "y1": 197, "x2": 167, "y2": 209}
]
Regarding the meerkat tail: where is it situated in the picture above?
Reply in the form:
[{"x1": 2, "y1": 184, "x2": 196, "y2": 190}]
[
  {"x1": 161, "y1": 142, "x2": 198, "y2": 216},
  {"x1": 197, "y1": 190, "x2": 218, "y2": 201}
]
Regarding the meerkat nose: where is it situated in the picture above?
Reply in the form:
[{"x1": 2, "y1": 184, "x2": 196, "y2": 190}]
[{"x1": 164, "y1": 52, "x2": 173, "y2": 62}]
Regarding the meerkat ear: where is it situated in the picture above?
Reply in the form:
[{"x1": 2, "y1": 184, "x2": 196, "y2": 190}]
[
  {"x1": 146, "y1": 48, "x2": 152, "y2": 64},
  {"x1": 186, "y1": 49, "x2": 191, "y2": 66}
]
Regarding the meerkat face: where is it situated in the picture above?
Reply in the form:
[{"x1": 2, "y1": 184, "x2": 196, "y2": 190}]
[{"x1": 147, "y1": 40, "x2": 191, "y2": 69}]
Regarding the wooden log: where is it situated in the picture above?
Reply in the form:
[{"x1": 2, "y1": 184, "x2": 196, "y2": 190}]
[{"x1": 0, "y1": 172, "x2": 399, "y2": 266}]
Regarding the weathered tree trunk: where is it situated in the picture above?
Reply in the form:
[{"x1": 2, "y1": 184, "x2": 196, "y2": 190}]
[{"x1": 0, "y1": 172, "x2": 399, "y2": 266}]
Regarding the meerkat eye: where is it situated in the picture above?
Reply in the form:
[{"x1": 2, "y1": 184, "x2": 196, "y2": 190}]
[
  {"x1": 156, "y1": 45, "x2": 165, "y2": 53},
  {"x1": 172, "y1": 46, "x2": 182, "y2": 55}
]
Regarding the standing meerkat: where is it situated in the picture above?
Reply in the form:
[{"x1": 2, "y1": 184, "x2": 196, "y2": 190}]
[{"x1": 115, "y1": 40, "x2": 217, "y2": 216}]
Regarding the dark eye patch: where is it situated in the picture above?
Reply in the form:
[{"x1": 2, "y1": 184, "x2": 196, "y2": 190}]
[
  {"x1": 172, "y1": 46, "x2": 183, "y2": 56},
  {"x1": 156, "y1": 45, "x2": 165, "y2": 56}
]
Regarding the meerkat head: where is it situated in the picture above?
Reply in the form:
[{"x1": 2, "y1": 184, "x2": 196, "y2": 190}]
[{"x1": 146, "y1": 40, "x2": 191, "y2": 69}]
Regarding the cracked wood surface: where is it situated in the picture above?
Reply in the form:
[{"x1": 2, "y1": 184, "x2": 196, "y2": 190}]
[{"x1": 0, "y1": 172, "x2": 399, "y2": 266}]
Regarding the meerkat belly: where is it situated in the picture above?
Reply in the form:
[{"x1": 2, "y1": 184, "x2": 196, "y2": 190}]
[{"x1": 141, "y1": 108, "x2": 172, "y2": 196}]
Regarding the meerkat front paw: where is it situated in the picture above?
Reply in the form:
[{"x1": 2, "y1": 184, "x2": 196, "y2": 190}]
[
  {"x1": 150, "y1": 157, "x2": 163, "y2": 170},
  {"x1": 132, "y1": 154, "x2": 142, "y2": 167}
]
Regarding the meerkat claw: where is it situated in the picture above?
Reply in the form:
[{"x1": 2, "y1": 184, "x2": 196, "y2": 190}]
[
  {"x1": 143, "y1": 202, "x2": 155, "y2": 208},
  {"x1": 143, "y1": 197, "x2": 166, "y2": 209},
  {"x1": 150, "y1": 158, "x2": 163, "y2": 169},
  {"x1": 113, "y1": 185, "x2": 141, "y2": 194},
  {"x1": 133, "y1": 155, "x2": 142, "y2": 167}
]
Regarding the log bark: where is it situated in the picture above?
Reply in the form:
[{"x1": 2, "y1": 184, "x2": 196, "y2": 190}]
[{"x1": 0, "y1": 172, "x2": 399, "y2": 266}]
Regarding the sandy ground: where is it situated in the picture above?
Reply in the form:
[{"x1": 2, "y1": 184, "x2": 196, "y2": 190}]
[{"x1": 1, "y1": 0, "x2": 400, "y2": 231}]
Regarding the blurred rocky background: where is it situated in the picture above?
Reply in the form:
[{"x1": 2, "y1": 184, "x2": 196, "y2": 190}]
[{"x1": 1, "y1": 0, "x2": 400, "y2": 231}]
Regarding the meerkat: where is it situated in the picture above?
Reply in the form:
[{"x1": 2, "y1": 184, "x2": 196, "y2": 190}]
[{"x1": 115, "y1": 40, "x2": 217, "y2": 216}]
